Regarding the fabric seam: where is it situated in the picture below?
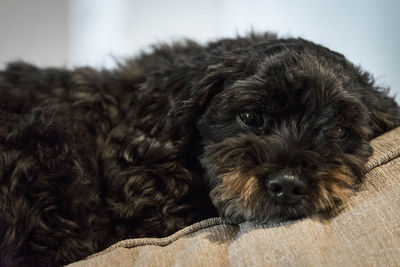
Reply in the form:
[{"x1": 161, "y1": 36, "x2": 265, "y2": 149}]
[
  {"x1": 83, "y1": 217, "x2": 224, "y2": 260},
  {"x1": 366, "y1": 147, "x2": 400, "y2": 171}
]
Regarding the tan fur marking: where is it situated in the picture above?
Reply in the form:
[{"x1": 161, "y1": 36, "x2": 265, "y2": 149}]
[
  {"x1": 216, "y1": 172, "x2": 262, "y2": 204},
  {"x1": 241, "y1": 176, "x2": 260, "y2": 202}
]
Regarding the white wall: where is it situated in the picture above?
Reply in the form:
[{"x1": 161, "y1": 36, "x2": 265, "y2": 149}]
[
  {"x1": 0, "y1": 0, "x2": 68, "y2": 67},
  {"x1": 0, "y1": 0, "x2": 399, "y2": 101},
  {"x1": 68, "y1": 0, "x2": 224, "y2": 68}
]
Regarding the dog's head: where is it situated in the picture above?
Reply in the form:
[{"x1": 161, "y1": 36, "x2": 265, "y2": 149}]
[{"x1": 196, "y1": 47, "x2": 373, "y2": 223}]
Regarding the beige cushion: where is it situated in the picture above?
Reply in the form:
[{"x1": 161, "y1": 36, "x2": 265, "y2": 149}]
[{"x1": 69, "y1": 127, "x2": 400, "y2": 267}]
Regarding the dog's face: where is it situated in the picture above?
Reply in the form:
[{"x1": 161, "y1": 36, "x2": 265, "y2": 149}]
[{"x1": 196, "y1": 48, "x2": 373, "y2": 224}]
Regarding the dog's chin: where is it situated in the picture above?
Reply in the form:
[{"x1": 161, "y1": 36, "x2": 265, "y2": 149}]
[{"x1": 218, "y1": 200, "x2": 313, "y2": 225}]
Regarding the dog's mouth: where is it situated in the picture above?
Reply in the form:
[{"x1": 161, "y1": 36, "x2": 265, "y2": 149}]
[
  {"x1": 268, "y1": 200, "x2": 313, "y2": 221},
  {"x1": 261, "y1": 196, "x2": 314, "y2": 223}
]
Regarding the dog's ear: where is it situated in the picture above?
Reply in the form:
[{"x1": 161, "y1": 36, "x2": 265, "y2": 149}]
[
  {"x1": 119, "y1": 59, "x2": 245, "y2": 165},
  {"x1": 150, "y1": 63, "x2": 236, "y2": 156},
  {"x1": 363, "y1": 85, "x2": 400, "y2": 138}
]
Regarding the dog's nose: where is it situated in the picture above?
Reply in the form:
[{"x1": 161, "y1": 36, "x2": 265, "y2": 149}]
[{"x1": 265, "y1": 174, "x2": 308, "y2": 204}]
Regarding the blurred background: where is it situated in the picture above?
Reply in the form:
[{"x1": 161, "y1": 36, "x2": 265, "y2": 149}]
[{"x1": 0, "y1": 0, "x2": 399, "y2": 101}]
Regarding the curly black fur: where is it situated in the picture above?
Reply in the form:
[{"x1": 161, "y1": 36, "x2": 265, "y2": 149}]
[{"x1": 1, "y1": 33, "x2": 399, "y2": 266}]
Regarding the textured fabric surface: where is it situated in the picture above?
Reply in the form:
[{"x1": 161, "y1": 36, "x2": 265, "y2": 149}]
[{"x1": 69, "y1": 127, "x2": 400, "y2": 267}]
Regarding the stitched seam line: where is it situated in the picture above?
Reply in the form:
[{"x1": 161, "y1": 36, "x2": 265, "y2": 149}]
[
  {"x1": 84, "y1": 217, "x2": 223, "y2": 260},
  {"x1": 366, "y1": 147, "x2": 400, "y2": 171}
]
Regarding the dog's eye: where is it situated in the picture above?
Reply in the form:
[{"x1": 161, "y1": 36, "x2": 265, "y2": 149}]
[
  {"x1": 239, "y1": 110, "x2": 264, "y2": 127},
  {"x1": 335, "y1": 127, "x2": 348, "y2": 139}
]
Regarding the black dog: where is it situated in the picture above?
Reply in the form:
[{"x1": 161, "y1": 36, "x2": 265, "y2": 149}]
[{"x1": 1, "y1": 33, "x2": 399, "y2": 266}]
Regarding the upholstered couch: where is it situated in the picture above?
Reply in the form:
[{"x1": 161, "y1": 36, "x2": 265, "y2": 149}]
[{"x1": 69, "y1": 127, "x2": 400, "y2": 267}]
